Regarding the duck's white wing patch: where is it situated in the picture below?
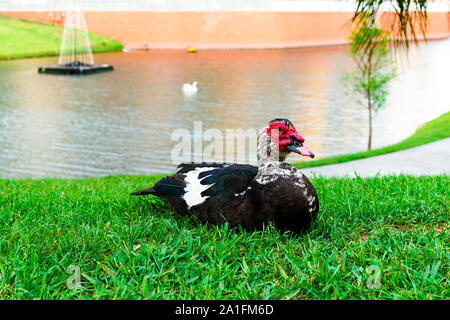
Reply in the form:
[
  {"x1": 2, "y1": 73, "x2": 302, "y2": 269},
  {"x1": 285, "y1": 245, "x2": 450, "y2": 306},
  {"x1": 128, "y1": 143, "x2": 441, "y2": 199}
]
[
  {"x1": 183, "y1": 167, "x2": 216, "y2": 209},
  {"x1": 234, "y1": 186, "x2": 252, "y2": 197}
]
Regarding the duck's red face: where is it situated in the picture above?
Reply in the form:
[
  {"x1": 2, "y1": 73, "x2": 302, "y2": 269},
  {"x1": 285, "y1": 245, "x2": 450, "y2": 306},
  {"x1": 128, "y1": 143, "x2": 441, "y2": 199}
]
[{"x1": 266, "y1": 120, "x2": 314, "y2": 158}]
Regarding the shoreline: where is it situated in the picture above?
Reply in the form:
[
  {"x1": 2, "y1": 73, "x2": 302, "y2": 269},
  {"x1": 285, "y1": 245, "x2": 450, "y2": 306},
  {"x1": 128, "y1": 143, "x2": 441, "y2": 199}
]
[
  {"x1": 0, "y1": 14, "x2": 123, "y2": 61},
  {"x1": 294, "y1": 111, "x2": 450, "y2": 170}
]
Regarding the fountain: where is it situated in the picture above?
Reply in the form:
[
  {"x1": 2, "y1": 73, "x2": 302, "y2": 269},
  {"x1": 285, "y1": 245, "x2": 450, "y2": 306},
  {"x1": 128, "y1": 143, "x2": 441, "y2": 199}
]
[{"x1": 38, "y1": 10, "x2": 113, "y2": 75}]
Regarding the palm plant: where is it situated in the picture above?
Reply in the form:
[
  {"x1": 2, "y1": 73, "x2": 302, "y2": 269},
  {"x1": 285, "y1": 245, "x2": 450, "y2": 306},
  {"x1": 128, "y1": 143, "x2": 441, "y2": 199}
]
[{"x1": 351, "y1": 0, "x2": 428, "y2": 52}]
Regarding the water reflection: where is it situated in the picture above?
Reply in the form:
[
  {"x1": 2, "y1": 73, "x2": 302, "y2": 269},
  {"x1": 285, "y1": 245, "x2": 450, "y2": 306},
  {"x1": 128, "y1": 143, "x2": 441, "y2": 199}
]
[{"x1": 0, "y1": 39, "x2": 448, "y2": 178}]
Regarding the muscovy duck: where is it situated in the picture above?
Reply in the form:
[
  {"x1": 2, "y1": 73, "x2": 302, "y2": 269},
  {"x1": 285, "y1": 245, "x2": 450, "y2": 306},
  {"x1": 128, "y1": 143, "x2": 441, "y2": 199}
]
[{"x1": 131, "y1": 119, "x2": 319, "y2": 233}]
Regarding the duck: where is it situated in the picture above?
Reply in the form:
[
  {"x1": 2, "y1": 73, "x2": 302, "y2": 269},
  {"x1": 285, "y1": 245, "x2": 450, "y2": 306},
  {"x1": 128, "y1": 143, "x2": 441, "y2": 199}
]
[
  {"x1": 182, "y1": 81, "x2": 198, "y2": 94},
  {"x1": 131, "y1": 118, "x2": 319, "y2": 234}
]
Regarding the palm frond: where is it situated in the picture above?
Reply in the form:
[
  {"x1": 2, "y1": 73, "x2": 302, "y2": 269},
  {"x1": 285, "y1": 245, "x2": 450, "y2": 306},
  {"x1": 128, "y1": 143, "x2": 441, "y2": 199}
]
[{"x1": 351, "y1": 0, "x2": 428, "y2": 52}]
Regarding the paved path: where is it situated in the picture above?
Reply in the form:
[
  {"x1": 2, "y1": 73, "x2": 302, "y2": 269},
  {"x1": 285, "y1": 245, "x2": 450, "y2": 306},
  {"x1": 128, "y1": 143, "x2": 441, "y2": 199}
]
[{"x1": 301, "y1": 138, "x2": 450, "y2": 177}]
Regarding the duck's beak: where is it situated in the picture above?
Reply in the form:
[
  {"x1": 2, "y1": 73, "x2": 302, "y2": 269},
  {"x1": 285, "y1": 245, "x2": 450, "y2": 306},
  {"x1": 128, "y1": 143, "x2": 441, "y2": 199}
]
[
  {"x1": 286, "y1": 143, "x2": 315, "y2": 158},
  {"x1": 284, "y1": 129, "x2": 315, "y2": 158}
]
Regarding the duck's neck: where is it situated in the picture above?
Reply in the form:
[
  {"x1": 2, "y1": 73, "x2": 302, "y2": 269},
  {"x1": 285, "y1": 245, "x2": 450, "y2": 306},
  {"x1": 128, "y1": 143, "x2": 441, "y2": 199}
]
[{"x1": 256, "y1": 127, "x2": 287, "y2": 168}]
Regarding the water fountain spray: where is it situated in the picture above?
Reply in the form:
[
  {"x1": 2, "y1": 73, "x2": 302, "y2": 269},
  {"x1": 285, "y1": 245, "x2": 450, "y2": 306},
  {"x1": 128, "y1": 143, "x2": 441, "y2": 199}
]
[
  {"x1": 58, "y1": 9, "x2": 94, "y2": 66},
  {"x1": 38, "y1": 5, "x2": 113, "y2": 75}
]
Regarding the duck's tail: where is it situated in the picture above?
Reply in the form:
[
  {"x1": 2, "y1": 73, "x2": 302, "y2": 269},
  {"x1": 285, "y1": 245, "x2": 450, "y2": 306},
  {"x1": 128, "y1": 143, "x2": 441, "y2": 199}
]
[{"x1": 130, "y1": 187, "x2": 159, "y2": 196}]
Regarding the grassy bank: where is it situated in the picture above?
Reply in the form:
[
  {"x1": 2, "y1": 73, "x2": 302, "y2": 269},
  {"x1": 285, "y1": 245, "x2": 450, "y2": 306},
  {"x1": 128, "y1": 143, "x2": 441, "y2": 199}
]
[
  {"x1": 294, "y1": 111, "x2": 450, "y2": 169},
  {"x1": 0, "y1": 175, "x2": 448, "y2": 299},
  {"x1": 0, "y1": 14, "x2": 123, "y2": 60}
]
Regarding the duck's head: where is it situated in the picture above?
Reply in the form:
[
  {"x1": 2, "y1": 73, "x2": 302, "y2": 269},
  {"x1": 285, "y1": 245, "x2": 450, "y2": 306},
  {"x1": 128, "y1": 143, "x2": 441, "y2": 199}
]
[{"x1": 257, "y1": 118, "x2": 314, "y2": 164}]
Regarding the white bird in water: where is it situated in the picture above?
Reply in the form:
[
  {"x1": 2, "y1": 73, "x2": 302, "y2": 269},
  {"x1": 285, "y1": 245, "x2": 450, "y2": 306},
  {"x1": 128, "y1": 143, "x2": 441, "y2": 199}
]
[{"x1": 182, "y1": 81, "x2": 198, "y2": 94}]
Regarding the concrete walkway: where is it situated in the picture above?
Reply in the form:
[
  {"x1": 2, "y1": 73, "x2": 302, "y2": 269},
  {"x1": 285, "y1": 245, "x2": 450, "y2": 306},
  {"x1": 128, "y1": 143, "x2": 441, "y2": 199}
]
[{"x1": 301, "y1": 138, "x2": 450, "y2": 177}]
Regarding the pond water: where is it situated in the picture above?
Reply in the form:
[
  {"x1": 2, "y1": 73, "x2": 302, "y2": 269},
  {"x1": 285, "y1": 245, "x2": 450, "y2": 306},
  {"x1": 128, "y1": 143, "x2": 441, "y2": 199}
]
[{"x1": 0, "y1": 39, "x2": 449, "y2": 178}]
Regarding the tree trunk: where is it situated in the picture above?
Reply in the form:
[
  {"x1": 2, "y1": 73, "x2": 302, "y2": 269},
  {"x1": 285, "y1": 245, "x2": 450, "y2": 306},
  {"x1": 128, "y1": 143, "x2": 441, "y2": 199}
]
[{"x1": 368, "y1": 104, "x2": 372, "y2": 151}]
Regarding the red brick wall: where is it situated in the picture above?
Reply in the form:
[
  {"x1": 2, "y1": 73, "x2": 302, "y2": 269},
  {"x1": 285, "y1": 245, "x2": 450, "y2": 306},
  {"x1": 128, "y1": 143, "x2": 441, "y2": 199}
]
[{"x1": 3, "y1": 11, "x2": 449, "y2": 50}]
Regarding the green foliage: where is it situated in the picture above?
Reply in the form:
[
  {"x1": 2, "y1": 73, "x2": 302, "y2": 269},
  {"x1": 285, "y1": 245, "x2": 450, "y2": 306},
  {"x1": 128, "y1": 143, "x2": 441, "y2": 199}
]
[
  {"x1": 0, "y1": 14, "x2": 123, "y2": 60},
  {"x1": 344, "y1": 69, "x2": 396, "y2": 115},
  {"x1": 294, "y1": 111, "x2": 450, "y2": 169},
  {"x1": 352, "y1": 0, "x2": 428, "y2": 51},
  {"x1": 345, "y1": 19, "x2": 397, "y2": 112},
  {"x1": 344, "y1": 16, "x2": 397, "y2": 150},
  {"x1": 0, "y1": 175, "x2": 448, "y2": 299}
]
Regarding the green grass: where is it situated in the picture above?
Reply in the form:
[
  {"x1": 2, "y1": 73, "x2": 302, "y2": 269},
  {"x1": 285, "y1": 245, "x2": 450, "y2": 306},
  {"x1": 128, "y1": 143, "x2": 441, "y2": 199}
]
[
  {"x1": 294, "y1": 111, "x2": 450, "y2": 169},
  {"x1": 0, "y1": 14, "x2": 123, "y2": 60},
  {"x1": 0, "y1": 175, "x2": 448, "y2": 299}
]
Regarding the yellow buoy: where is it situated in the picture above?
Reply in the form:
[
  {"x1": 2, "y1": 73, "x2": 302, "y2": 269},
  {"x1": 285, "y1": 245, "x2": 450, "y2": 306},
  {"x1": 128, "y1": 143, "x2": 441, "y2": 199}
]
[{"x1": 187, "y1": 46, "x2": 197, "y2": 53}]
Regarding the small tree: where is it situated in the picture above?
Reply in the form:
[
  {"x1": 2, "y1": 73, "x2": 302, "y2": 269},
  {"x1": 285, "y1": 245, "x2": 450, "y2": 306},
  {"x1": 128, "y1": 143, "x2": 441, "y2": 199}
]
[{"x1": 344, "y1": 17, "x2": 397, "y2": 150}]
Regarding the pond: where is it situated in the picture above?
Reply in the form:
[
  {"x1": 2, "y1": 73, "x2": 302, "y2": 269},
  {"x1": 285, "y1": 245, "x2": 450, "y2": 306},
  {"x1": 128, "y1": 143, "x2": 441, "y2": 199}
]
[{"x1": 0, "y1": 39, "x2": 448, "y2": 178}]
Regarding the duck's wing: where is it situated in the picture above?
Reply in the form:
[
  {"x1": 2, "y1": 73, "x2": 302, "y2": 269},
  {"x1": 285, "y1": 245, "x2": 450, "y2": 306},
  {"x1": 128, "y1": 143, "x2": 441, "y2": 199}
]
[
  {"x1": 173, "y1": 163, "x2": 258, "y2": 210},
  {"x1": 131, "y1": 163, "x2": 258, "y2": 213},
  {"x1": 131, "y1": 163, "x2": 230, "y2": 196},
  {"x1": 131, "y1": 174, "x2": 186, "y2": 196},
  {"x1": 131, "y1": 173, "x2": 190, "y2": 214},
  {"x1": 196, "y1": 164, "x2": 258, "y2": 200},
  {"x1": 176, "y1": 162, "x2": 232, "y2": 173},
  {"x1": 168, "y1": 163, "x2": 258, "y2": 209}
]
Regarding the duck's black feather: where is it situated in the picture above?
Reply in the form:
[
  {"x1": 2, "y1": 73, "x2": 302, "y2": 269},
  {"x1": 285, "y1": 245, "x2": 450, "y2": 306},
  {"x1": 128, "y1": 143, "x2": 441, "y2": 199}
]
[
  {"x1": 176, "y1": 162, "x2": 232, "y2": 174},
  {"x1": 174, "y1": 162, "x2": 258, "y2": 198},
  {"x1": 199, "y1": 164, "x2": 257, "y2": 198},
  {"x1": 130, "y1": 187, "x2": 157, "y2": 196},
  {"x1": 152, "y1": 175, "x2": 186, "y2": 196}
]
